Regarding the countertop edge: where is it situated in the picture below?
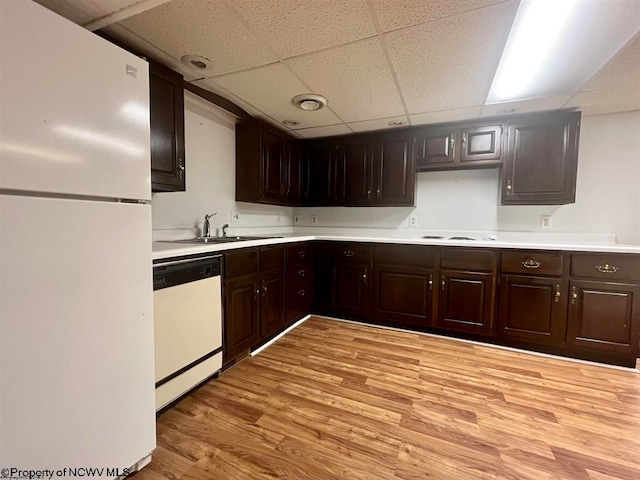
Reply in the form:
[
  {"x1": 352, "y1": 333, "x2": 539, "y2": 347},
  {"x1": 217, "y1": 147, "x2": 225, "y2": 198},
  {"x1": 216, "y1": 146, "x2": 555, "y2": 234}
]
[{"x1": 152, "y1": 235, "x2": 640, "y2": 261}]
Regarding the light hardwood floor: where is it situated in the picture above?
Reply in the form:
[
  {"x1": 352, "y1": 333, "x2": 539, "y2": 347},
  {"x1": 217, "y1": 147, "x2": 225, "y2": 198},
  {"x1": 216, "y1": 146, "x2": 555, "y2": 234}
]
[{"x1": 136, "y1": 317, "x2": 640, "y2": 480}]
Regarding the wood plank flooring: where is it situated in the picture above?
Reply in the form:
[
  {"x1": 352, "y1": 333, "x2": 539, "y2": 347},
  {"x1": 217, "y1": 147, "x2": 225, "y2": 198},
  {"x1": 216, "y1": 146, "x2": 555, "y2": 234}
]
[{"x1": 135, "y1": 317, "x2": 640, "y2": 480}]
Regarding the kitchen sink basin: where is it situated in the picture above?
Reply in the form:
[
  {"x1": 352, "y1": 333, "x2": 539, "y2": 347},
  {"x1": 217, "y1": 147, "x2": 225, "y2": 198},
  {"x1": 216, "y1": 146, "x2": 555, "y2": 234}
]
[{"x1": 163, "y1": 236, "x2": 282, "y2": 244}]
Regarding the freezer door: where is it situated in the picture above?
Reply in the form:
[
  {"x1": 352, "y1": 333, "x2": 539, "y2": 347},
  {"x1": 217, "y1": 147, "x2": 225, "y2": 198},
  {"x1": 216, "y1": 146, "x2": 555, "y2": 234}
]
[
  {"x1": 0, "y1": 195, "x2": 156, "y2": 471},
  {"x1": 0, "y1": 1, "x2": 151, "y2": 201}
]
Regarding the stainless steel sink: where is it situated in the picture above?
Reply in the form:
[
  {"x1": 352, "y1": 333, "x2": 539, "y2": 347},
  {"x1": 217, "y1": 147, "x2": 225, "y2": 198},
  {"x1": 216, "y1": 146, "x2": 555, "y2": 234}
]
[{"x1": 163, "y1": 236, "x2": 282, "y2": 244}]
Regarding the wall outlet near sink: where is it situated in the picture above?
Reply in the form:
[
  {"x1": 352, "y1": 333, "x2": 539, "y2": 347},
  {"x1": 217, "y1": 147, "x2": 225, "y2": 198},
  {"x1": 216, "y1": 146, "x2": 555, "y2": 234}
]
[
  {"x1": 409, "y1": 213, "x2": 418, "y2": 227},
  {"x1": 311, "y1": 214, "x2": 318, "y2": 225},
  {"x1": 293, "y1": 214, "x2": 300, "y2": 224},
  {"x1": 231, "y1": 210, "x2": 240, "y2": 224}
]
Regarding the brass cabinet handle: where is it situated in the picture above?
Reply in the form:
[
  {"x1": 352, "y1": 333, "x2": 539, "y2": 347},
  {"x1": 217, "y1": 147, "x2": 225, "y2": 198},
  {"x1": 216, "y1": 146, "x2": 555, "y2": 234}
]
[
  {"x1": 428, "y1": 274, "x2": 433, "y2": 290},
  {"x1": 298, "y1": 289, "x2": 305, "y2": 297},
  {"x1": 367, "y1": 189, "x2": 371, "y2": 199},
  {"x1": 376, "y1": 186, "x2": 381, "y2": 199},
  {"x1": 297, "y1": 269, "x2": 306, "y2": 277},
  {"x1": 595, "y1": 264, "x2": 618, "y2": 273},
  {"x1": 298, "y1": 250, "x2": 306, "y2": 258},
  {"x1": 522, "y1": 259, "x2": 541, "y2": 269},
  {"x1": 554, "y1": 285, "x2": 561, "y2": 303},
  {"x1": 343, "y1": 250, "x2": 354, "y2": 257},
  {"x1": 506, "y1": 179, "x2": 512, "y2": 194},
  {"x1": 254, "y1": 285, "x2": 259, "y2": 301},
  {"x1": 462, "y1": 132, "x2": 468, "y2": 151},
  {"x1": 362, "y1": 268, "x2": 368, "y2": 284},
  {"x1": 570, "y1": 286, "x2": 578, "y2": 305},
  {"x1": 441, "y1": 275, "x2": 446, "y2": 291},
  {"x1": 449, "y1": 134, "x2": 455, "y2": 153},
  {"x1": 262, "y1": 281, "x2": 267, "y2": 298}
]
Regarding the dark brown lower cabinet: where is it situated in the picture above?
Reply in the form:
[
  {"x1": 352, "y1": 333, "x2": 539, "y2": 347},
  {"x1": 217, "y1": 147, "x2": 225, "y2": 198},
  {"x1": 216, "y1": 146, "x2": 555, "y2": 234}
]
[
  {"x1": 331, "y1": 261, "x2": 370, "y2": 318},
  {"x1": 372, "y1": 264, "x2": 433, "y2": 327},
  {"x1": 259, "y1": 267, "x2": 285, "y2": 339},
  {"x1": 567, "y1": 280, "x2": 640, "y2": 356},
  {"x1": 224, "y1": 273, "x2": 260, "y2": 361},
  {"x1": 498, "y1": 275, "x2": 566, "y2": 344},
  {"x1": 437, "y1": 270, "x2": 496, "y2": 335},
  {"x1": 286, "y1": 281, "x2": 313, "y2": 325}
]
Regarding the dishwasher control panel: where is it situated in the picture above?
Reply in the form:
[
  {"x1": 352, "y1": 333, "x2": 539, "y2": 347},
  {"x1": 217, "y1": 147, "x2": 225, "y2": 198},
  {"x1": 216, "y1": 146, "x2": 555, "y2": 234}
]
[{"x1": 153, "y1": 255, "x2": 221, "y2": 291}]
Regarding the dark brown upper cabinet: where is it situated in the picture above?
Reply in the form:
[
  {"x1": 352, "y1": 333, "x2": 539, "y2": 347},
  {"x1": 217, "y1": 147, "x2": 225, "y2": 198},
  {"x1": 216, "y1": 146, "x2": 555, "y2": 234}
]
[
  {"x1": 502, "y1": 111, "x2": 580, "y2": 205},
  {"x1": 334, "y1": 130, "x2": 416, "y2": 207},
  {"x1": 236, "y1": 120, "x2": 304, "y2": 206},
  {"x1": 416, "y1": 122, "x2": 502, "y2": 171},
  {"x1": 305, "y1": 139, "x2": 338, "y2": 205},
  {"x1": 150, "y1": 61, "x2": 185, "y2": 192}
]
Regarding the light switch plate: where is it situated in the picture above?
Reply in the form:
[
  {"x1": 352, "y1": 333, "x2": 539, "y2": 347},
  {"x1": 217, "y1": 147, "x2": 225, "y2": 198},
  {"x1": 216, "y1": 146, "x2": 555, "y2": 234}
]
[{"x1": 540, "y1": 215, "x2": 552, "y2": 230}]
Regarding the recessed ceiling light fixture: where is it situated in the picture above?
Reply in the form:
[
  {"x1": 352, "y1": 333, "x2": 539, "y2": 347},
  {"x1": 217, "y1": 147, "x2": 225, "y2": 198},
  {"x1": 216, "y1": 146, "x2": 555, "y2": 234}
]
[
  {"x1": 388, "y1": 120, "x2": 406, "y2": 126},
  {"x1": 292, "y1": 94, "x2": 327, "y2": 111},
  {"x1": 283, "y1": 119, "x2": 301, "y2": 126},
  {"x1": 180, "y1": 55, "x2": 213, "y2": 72},
  {"x1": 486, "y1": 0, "x2": 640, "y2": 104}
]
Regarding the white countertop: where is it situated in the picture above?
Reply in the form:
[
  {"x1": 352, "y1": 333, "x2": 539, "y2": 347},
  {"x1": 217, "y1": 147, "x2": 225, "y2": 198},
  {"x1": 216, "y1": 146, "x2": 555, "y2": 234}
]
[{"x1": 152, "y1": 234, "x2": 640, "y2": 261}]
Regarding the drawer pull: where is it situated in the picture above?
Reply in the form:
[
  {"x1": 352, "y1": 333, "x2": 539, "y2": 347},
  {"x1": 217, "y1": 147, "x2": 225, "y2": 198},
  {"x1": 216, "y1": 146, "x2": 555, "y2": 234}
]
[
  {"x1": 298, "y1": 269, "x2": 306, "y2": 277},
  {"x1": 428, "y1": 274, "x2": 433, "y2": 290},
  {"x1": 441, "y1": 275, "x2": 446, "y2": 291},
  {"x1": 362, "y1": 268, "x2": 368, "y2": 285},
  {"x1": 554, "y1": 285, "x2": 561, "y2": 303},
  {"x1": 522, "y1": 259, "x2": 541, "y2": 269},
  {"x1": 343, "y1": 250, "x2": 354, "y2": 257},
  {"x1": 571, "y1": 286, "x2": 578, "y2": 305},
  {"x1": 595, "y1": 264, "x2": 618, "y2": 273},
  {"x1": 298, "y1": 289, "x2": 305, "y2": 297},
  {"x1": 297, "y1": 250, "x2": 306, "y2": 258}
]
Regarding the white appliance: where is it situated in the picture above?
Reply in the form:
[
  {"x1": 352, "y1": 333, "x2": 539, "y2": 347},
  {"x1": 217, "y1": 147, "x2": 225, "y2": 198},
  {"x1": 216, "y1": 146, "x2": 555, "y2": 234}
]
[
  {"x1": 0, "y1": 1, "x2": 156, "y2": 476},
  {"x1": 153, "y1": 255, "x2": 223, "y2": 411}
]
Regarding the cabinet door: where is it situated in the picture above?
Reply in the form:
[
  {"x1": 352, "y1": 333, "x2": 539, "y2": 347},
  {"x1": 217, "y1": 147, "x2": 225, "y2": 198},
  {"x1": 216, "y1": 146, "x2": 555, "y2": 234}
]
[
  {"x1": 306, "y1": 141, "x2": 337, "y2": 205},
  {"x1": 502, "y1": 111, "x2": 580, "y2": 205},
  {"x1": 260, "y1": 126, "x2": 286, "y2": 203},
  {"x1": 286, "y1": 280, "x2": 313, "y2": 325},
  {"x1": 498, "y1": 275, "x2": 566, "y2": 344},
  {"x1": 374, "y1": 130, "x2": 416, "y2": 206},
  {"x1": 372, "y1": 264, "x2": 433, "y2": 327},
  {"x1": 567, "y1": 280, "x2": 639, "y2": 356},
  {"x1": 437, "y1": 270, "x2": 496, "y2": 335},
  {"x1": 224, "y1": 273, "x2": 260, "y2": 361},
  {"x1": 330, "y1": 261, "x2": 370, "y2": 319},
  {"x1": 460, "y1": 124, "x2": 502, "y2": 164},
  {"x1": 259, "y1": 267, "x2": 286, "y2": 341},
  {"x1": 416, "y1": 126, "x2": 456, "y2": 169},
  {"x1": 286, "y1": 140, "x2": 304, "y2": 205},
  {"x1": 337, "y1": 135, "x2": 374, "y2": 205},
  {"x1": 150, "y1": 62, "x2": 185, "y2": 192}
]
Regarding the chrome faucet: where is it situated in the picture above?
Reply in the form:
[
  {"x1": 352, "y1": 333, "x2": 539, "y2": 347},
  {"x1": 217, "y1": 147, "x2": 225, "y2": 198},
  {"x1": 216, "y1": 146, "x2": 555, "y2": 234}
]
[
  {"x1": 221, "y1": 223, "x2": 229, "y2": 238},
  {"x1": 203, "y1": 213, "x2": 216, "y2": 238}
]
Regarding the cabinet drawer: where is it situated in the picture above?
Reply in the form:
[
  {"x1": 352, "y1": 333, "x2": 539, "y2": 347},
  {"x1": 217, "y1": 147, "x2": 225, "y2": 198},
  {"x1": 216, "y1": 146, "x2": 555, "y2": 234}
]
[
  {"x1": 440, "y1": 248, "x2": 497, "y2": 272},
  {"x1": 373, "y1": 244, "x2": 436, "y2": 267},
  {"x1": 286, "y1": 242, "x2": 312, "y2": 264},
  {"x1": 225, "y1": 249, "x2": 259, "y2": 279},
  {"x1": 261, "y1": 245, "x2": 285, "y2": 270},
  {"x1": 331, "y1": 242, "x2": 370, "y2": 263},
  {"x1": 502, "y1": 251, "x2": 563, "y2": 276},
  {"x1": 571, "y1": 254, "x2": 640, "y2": 281},
  {"x1": 287, "y1": 261, "x2": 313, "y2": 284}
]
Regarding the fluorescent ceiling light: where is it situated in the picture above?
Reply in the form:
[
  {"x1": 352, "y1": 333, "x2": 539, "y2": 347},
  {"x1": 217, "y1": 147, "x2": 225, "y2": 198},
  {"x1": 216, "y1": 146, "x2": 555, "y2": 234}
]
[{"x1": 487, "y1": 0, "x2": 640, "y2": 104}]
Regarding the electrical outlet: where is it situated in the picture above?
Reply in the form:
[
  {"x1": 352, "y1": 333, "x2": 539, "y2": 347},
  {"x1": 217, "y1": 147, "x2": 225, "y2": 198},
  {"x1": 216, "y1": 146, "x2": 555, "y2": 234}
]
[
  {"x1": 293, "y1": 214, "x2": 300, "y2": 225},
  {"x1": 540, "y1": 215, "x2": 552, "y2": 230},
  {"x1": 277, "y1": 215, "x2": 281, "y2": 224},
  {"x1": 231, "y1": 210, "x2": 240, "y2": 224},
  {"x1": 409, "y1": 213, "x2": 418, "y2": 227},
  {"x1": 311, "y1": 214, "x2": 318, "y2": 225}
]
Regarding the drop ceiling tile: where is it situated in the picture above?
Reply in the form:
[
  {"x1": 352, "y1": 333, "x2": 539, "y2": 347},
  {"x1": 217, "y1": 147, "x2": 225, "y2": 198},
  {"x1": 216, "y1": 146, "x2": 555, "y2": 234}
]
[
  {"x1": 385, "y1": 1, "x2": 517, "y2": 114},
  {"x1": 195, "y1": 63, "x2": 342, "y2": 129},
  {"x1": 118, "y1": 0, "x2": 278, "y2": 76},
  {"x1": 287, "y1": 38, "x2": 405, "y2": 123},
  {"x1": 295, "y1": 124, "x2": 352, "y2": 139},
  {"x1": 480, "y1": 96, "x2": 571, "y2": 117},
  {"x1": 348, "y1": 116, "x2": 409, "y2": 132},
  {"x1": 372, "y1": 0, "x2": 508, "y2": 33},
  {"x1": 566, "y1": 88, "x2": 640, "y2": 116},
  {"x1": 228, "y1": 0, "x2": 376, "y2": 59},
  {"x1": 35, "y1": 0, "x2": 145, "y2": 25},
  {"x1": 410, "y1": 107, "x2": 482, "y2": 125},
  {"x1": 579, "y1": 35, "x2": 640, "y2": 93}
]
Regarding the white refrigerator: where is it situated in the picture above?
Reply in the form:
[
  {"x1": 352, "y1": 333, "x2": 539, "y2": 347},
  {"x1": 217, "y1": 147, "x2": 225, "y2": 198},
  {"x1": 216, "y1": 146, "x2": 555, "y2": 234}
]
[{"x1": 0, "y1": 1, "x2": 156, "y2": 476}]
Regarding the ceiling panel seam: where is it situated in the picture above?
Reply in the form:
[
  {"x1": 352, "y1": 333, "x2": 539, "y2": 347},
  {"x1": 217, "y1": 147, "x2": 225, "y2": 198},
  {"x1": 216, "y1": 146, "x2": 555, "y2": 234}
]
[{"x1": 365, "y1": 0, "x2": 411, "y2": 125}]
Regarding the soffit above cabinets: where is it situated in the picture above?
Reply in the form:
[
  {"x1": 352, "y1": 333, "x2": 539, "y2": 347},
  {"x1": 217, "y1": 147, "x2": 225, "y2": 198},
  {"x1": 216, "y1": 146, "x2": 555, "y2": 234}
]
[{"x1": 36, "y1": 0, "x2": 640, "y2": 136}]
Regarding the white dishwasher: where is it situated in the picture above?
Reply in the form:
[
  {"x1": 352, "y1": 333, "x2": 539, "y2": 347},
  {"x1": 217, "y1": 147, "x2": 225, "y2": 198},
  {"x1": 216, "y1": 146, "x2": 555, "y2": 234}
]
[{"x1": 152, "y1": 254, "x2": 223, "y2": 411}]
